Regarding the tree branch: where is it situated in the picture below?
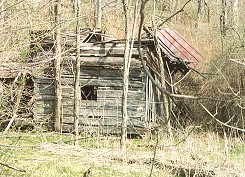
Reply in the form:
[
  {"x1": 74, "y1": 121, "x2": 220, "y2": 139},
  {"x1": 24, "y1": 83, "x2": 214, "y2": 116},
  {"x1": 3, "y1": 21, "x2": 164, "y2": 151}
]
[
  {"x1": 199, "y1": 102, "x2": 245, "y2": 132},
  {"x1": 230, "y1": 59, "x2": 245, "y2": 66},
  {"x1": 159, "y1": 0, "x2": 192, "y2": 27},
  {"x1": 137, "y1": 0, "x2": 241, "y2": 103},
  {"x1": 0, "y1": 162, "x2": 26, "y2": 173}
]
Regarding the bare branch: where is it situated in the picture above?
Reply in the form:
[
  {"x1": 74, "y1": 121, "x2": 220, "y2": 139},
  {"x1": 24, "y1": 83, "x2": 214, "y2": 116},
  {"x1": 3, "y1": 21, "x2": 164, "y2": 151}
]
[
  {"x1": 0, "y1": 162, "x2": 26, "y2": 173},
  {"x1": 3, "y1": 72, "x2": 26, "y2": 133},
  {"x1": 199, "y1": 102, "x2": 245, "y2": 132},
  {"x1": 230, "y1": 59, "x2": 245, "y2": 66},
  {"x1": 159, "y1": 0, "x2": 192, "y2": 27},
  {"x1": 138, "y1": 15, "x2": 242, "y2": 102}
]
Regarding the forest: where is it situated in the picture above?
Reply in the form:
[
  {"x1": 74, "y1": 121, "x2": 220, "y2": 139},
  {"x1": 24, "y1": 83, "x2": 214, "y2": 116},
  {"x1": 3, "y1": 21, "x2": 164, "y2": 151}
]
[{"x1": 0, "y1": 0, "x2": 244, "y2": 176}]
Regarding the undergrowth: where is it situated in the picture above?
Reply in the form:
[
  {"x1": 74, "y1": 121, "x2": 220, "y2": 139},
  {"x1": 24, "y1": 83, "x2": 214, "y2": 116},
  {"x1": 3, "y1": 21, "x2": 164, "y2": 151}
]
[{"x1": 0, "y1": 131, "x2": 244, "y2": 177}]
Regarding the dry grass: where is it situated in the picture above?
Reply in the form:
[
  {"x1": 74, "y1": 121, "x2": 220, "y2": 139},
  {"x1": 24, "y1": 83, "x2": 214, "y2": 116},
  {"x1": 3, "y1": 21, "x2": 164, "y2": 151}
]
[{"x1": 0, "y1": 131, "x2": 244, "y2": 176}]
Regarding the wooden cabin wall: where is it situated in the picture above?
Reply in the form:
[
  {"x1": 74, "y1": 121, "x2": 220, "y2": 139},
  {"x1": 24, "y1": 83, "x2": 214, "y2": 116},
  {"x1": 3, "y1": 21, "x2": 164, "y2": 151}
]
[{"x1": 33, "y1": 43, "x2": 148, "y2": 135}]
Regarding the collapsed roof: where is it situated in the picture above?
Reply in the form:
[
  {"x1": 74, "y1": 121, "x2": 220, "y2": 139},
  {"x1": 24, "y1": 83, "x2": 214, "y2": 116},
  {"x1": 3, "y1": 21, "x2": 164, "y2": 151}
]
[
  {"x1": 0, "y1": 27, "x2": 202, "y2": 81},
  {"x1": 142, "y1": 26, "x2": 203, "y2": 74}
]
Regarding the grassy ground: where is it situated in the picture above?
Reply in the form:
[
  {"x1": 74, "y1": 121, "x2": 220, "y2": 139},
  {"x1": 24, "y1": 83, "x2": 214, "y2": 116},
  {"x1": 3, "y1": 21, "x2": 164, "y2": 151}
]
[{"x1": 0, "y1": 131, "x2": 244, "y2": 177}]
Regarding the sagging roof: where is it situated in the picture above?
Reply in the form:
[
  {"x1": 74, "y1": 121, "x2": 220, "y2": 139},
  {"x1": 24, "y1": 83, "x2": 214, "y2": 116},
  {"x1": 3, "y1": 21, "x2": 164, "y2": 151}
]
[
  {"x1": 29, "y1": 28, "x2": 115, "y2": 51},
  {"x1": 156, "y1": 28, "x2": 202, "y2": 68},
  {"x1": 28, "y1": 27, "x2": 202, "y2": 76},
  {"x1": 142, "y1": 26, "x2": 203, "y2": 72}
]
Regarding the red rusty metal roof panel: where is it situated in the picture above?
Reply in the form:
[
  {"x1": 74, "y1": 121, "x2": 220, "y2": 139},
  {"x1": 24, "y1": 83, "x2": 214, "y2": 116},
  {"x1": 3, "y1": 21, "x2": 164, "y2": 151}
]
[{"x1": 156, "y1": 28, "x2": 203, "y2": 68}]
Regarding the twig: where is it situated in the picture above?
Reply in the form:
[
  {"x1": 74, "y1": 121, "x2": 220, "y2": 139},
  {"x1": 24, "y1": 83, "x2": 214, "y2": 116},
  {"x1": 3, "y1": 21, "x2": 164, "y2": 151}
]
[
  {"x1": 230, "y1": 59, "x2": 245, "y2": 66},
  {"x1": 0, "y1": 161, "x2": 26, "y2": 173},
  {"x1": 149, "y1": 130, "x2": 159, "y2": 177},
  {"x1": 199, "y1": 102, "x2": 245, "y2": 132},
  {"x1": 137, "y1": 0, "x2": 229, "y2": 102},
  {"x1": 173, "y1": 70, "x2": 191, "y2": 87},
  {"x1": 4, "y1": 72, "x2": 26, "y2": 133},
  {"x1": 159, "y1": 0, "x2": 192, "y2": 27}
]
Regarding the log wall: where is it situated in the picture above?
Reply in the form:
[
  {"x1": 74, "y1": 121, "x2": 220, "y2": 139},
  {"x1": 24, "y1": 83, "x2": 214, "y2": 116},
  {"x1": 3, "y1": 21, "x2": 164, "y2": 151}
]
[{"x1": 33, "y1": 43, "x2": 149, "y2": 135}]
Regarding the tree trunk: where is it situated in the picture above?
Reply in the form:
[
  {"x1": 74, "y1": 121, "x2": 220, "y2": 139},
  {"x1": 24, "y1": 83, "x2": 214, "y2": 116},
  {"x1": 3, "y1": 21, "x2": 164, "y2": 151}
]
[
  {"x1": 171, "y1": 0, "x2": 178, "y2": 23},
  {"x1": 231, "y1": 0, "x2": 238, "y2": 28},
  {"x1": 196, "y1": 0, "x2": 202, "y2": 28},
  {"x1": 74, "y1": 0, "x2": 81, "y2": 145},
  {"x1": 54, "y1": 0, "x2": 62, "y2": 133},
  {"x1": 0, "y1": 82, "x2": 3, "y2": 101},
  {"x1": 153, "y1": 0, "x2": 172, "y2": 136},
  {"x1": 121, "y1": 0, "x2": 130, "y2": 160},
  {"x1": 94, "y1": 0, "x2": 102, "y2": 28},
  {"x1": 0, "y1": 0, "x2": 5, "y2": 26},
  {"x1": 121, "y1": 0, "x2": 140, "y2": 160},
  {"x1": 220, "y1": 0, "x2": 228, "y2": 37}
]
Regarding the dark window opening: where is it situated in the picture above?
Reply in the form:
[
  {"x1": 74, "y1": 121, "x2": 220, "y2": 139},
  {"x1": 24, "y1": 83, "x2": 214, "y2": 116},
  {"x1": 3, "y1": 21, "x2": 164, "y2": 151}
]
[{"x1": 81, "y1": 86, "x2": 97, "y2": 100}]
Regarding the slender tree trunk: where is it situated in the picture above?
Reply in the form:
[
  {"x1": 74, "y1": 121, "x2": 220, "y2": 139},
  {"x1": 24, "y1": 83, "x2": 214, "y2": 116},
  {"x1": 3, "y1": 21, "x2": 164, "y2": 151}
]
[
  {"x1": 196, "y1": 0, "x2": 202, "y2": 28},
  {"x1": 220, "y1": 0, "x2": 227, "y2": 37},
  {"x1": 153, "y1": 0, "x2": 172, "y2": 137},
  {"x1": 54, "y1": 0, "x2": 62, "y2": 133},
  {"x1": 74, "y1": 0, "x2": 81, "y2": 145},
  {"x1": 171, "y1": 0, "x2": 178, "y2": 23},
  {"x1": 94, "y1": 0, "x2": 102, "y2": 28},
  {"x1": 231, "y1": 0, "x2": 238, "y2": 28},
  {"x1": 0, "y1": 0, "x2": 5, "y2": 26},
  {"x1": 121, "y1": 0, "x2": 140, "y2": 160},
  {"x1": 121, "y1": 0, "x2": 130, "y2": 160},
  {"x1": 0, "y1": 82, "x2": 2, "y2": 101}
]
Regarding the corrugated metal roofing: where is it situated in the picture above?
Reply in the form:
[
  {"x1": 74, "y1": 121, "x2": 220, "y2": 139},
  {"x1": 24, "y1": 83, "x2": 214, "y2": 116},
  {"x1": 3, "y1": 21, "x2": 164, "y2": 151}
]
[{"x1": 156, "y1": 28, "x2": 203, "y2": 68}]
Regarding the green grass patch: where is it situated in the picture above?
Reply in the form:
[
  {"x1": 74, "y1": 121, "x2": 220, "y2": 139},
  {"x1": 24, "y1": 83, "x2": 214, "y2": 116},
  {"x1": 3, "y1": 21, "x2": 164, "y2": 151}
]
[{"x1": 0, "y1": 132, "x2": 244, "y2": 177}]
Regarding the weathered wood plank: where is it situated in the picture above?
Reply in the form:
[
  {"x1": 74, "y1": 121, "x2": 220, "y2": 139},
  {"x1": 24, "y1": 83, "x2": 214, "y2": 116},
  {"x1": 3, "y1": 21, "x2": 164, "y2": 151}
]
[
  {"x1": 57, "y1": 90, "x2": 145, "y2": 100},
  {"x1": 60, "y1": 75, "x2": 144, "y2": 82},
  {"x1": 33, "y1": 114, "x2": 53, "y2": 123},
  {"x1": 62, "y1": 124, "x2": 146, "y2": 135},
  {"x1": 34, "y1": 105, "x2": 145, "y2": 117},
  {"x1": 97, "y1": 89, "x2": 143, "y2": 98},
  {"x1": 66, "y1": 56, "x2": 142, "y2": 67},
  {"x1": 34, "y1": 98, "x2": 145, "y2": 107},
  {"x1": 35, "y1": 77, "x2": 144, "y2": 88},
  {"x1": 35, "y1": 95, "x2": 55, "y2": 100},
  {"x1": 61, "y1": 66, "x2": 144, "y2": 78},
  {"x1": 69, "y1": 43, "x2": 145, "y2": 57},
  {"x1": 62, "y1": 116, "x2": 146, "y2": 127},
  {"x1": 35, "y1": 86, "x2": 54, "y2": 95}
]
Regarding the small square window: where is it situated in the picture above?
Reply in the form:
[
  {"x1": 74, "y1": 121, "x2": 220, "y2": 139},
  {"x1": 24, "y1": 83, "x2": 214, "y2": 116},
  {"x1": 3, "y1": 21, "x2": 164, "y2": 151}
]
[{"x1": 81, "y1": 86, "x2": 97, "y2": 100}]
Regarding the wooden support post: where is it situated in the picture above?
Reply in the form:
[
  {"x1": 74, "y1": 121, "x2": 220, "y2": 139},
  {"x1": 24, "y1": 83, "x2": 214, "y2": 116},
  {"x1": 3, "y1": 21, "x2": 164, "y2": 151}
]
[{"x1": 54, "y1": 0, "x2": 62, "y2": 133}]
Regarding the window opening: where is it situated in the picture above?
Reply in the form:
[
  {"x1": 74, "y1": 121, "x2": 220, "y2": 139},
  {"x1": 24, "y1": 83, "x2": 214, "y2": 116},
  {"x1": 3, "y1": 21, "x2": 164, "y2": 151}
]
[{"x1": 81, "y1": 86, "x2": 97, "y2": 100}]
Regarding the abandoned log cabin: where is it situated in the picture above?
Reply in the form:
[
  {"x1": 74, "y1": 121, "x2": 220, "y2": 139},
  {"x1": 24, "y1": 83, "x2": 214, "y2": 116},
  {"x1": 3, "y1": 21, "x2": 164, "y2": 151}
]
[
  {"x1": 30, "y1": 29, "x2": 151, "y2": 135},
  {"x1": 0, "y1": 28, "x2": 202, "y2": 134}
]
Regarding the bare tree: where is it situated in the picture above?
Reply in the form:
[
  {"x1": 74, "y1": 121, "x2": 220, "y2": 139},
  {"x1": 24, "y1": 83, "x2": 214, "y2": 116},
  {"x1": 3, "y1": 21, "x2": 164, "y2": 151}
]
[
  {"x1": 220, "y1": 0, "x2": 228, "y2": 37},
  {"x1": 196, "y1": 0, "x2": 202, "y2": 28},
  {"x1": 94, "y1": 0, "x2": 102, "y2": 28},
  {"x1": 171, "y1": 0, "x2": 178, "y2": 23},
  {"x1": 0, "y1": 0, "x2": 5, "y2": 26},
  {"x1": 54, "y1": 0, "x2": 62, "y2": 133},
  {"x1": 0, "y1": 82, "x2": 2, "y2": 101},
  {"x1": 121, "y1": 0, "x2": 140, "y2": 160},
  {"x1": 120, "y1": 0, "x2": 130, "y2": 160},
  {"x1": 74, "y1": 0, "x2": 81, "y2": 145},
  {"x1": 152, "y1": 0, "x2": 172, "y2": 136},
  {"x1": 231, "y1": 0, "x2": 238, "y2": 28}
]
